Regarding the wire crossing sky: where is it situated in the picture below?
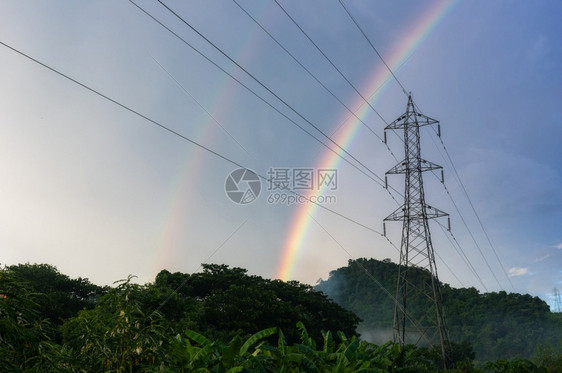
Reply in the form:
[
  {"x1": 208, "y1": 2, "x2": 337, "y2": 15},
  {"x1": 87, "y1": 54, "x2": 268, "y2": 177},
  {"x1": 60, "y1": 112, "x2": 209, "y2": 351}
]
[{"x1": 0, "y1": 0, "x2": 560, "y2": 310}]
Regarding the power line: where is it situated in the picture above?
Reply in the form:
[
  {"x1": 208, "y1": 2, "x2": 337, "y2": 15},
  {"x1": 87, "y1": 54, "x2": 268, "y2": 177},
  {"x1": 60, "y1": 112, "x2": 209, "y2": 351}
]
[
  {"x1": 155, "y1": 0, "x2": 396, "y2": 194},
  {"x1": 309, "y1": 213, "x2": 429, "y2": 339},
  {"x1": 436, "y1": 220, "x2": 489, "y2": 292},
  {"x1": 232, "y1": 0, "x2": 399, "y2": 163},
  {"x1": 5, "y1": 2, "x2": 516, "y2": 311},
  {"x1": 428, "y1": 128, "x2": 515, "y2": 291},
  {"x1": 232, "y1": 0, "x2": 398, "y2": 161},
  {"x1": 149, "y1": 53, "x2": 254, "y2": 160},
  {"x1": 338, "y1": 0, "x2": 408, "y2": 96},
  {"x1": 428, "y1": 171, "x2": 489, "y2": 290},
  {"x1": 274, "y1": 1, "x2": 481, "y2": 306},
  {"x1": 273, "y1": 0, "x2": 390, "y2": 127},
  {"x1": 142, "y1": 0, "x2": 404, "y2": 200},
  {"x1": 0, "y1": 39, "x2": 386, "y2": 240},
  {"x1": 433, "y1": 244, "x2": 466, "y2": 288},
  {"x1": 153, "y1": 218, "x2": 250, "y2": 315},
  {"x1": 358, "y1": 37, "x2": 498, "y2": 295},
  {"x1": 149, "y1": 28, "x2": 424, "y2": 296},
  {"x1": 129, "y1": 0, "x2": 393, "y2": 195},
  {"x1": 0, "y1": 40, "x2": 243, "y2": 170},
  {"x1": 428, "y1": 167, "x2": 505, "y2": 291},
  {"x1": 393, "y1": 98, "x2": 503, "y2": 293},
  {"x1": 234, "y1": 0, "x2": 509, "y2": 300}
]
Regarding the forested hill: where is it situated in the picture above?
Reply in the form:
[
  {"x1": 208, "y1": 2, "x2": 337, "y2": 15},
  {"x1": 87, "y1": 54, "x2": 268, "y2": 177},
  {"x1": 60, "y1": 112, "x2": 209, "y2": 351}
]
[{"x1": 315, "y1": 258, "x2": 562, "y2": 361}]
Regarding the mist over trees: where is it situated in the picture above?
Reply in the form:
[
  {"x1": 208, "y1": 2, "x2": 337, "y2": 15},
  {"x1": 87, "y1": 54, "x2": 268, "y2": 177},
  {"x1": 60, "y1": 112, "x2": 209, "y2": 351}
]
[{"x1": 316, "y1": 258, "x2": 562, "y2": 362}]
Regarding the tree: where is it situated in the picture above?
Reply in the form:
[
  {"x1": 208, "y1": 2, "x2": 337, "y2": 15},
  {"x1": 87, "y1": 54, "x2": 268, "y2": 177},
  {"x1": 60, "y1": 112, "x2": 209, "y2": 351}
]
[
  {"x1": 151, "y1": 264, "x2": 361, "y2": 344},
  {"x1": 0, "y1": 266, "x2": 53, "y2": 370},
  {"x1": 316, "y1": 258, "x2": 562, "y2": 362},
  {"x1": 7, "y1": 263, "x2": 106, "y2": 325},
  {"x1": 60, "y1": 277, "x2": 167, "y2": 371}
]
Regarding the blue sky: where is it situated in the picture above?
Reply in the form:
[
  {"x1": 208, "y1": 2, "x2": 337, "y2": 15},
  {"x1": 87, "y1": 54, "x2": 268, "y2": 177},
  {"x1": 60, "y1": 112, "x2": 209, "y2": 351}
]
[{"x1": 0, "y1": 0, "x2": 561, "y2": 310}]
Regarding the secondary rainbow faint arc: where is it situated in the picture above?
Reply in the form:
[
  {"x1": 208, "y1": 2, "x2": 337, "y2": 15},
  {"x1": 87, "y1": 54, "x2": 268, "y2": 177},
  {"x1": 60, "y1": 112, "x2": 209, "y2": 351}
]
[
  {"x1": 275, "y1": 0, "x2": 459, "y2": 281},
  {"x1": 152, "y1": 3, "x2": 275, "y2": 274}
]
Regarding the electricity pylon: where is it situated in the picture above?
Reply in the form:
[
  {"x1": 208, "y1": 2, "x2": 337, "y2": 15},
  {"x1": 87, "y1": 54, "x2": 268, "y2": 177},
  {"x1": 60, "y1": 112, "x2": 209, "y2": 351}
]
[
  {"x1": 383, "y1": 94, "x2": 451, "y2": 365},
  {"x1": 554, "y1": 288, "x2": 561, "y2": 313}
]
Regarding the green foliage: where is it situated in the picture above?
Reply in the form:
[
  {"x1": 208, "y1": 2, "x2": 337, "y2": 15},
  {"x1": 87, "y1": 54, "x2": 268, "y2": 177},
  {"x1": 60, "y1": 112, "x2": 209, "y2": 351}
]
[
  {"x1": 166, "y1": 327, "x2": 278, "y2": 371},
  {"x1": 0, "y1": 267, "x2": 52, "y2": 371},
  {"x1": 482, "y1": 358, "x2": 545, "y2": 373},
  {"x1": 316, "y1": 258, "x2": 562, "y2": 361},
  {"x1": 1, "y1": 261, "x2": 559, "y2": 371},
  {"x1": 7, "y1": 263, "x2": 106, "y2": 326},
  {"x1": 163, "y1": 324, "x2": 475, "y2": 372},
  {"x1": 60, "y1": 276, "x2": 167, "y2": 371},
  {"x1": 531, "y1": 343, "x2": 562, "y2": 372},
  {"x1": 151, "y1": 263, "x2": 361, "y2": 345}
]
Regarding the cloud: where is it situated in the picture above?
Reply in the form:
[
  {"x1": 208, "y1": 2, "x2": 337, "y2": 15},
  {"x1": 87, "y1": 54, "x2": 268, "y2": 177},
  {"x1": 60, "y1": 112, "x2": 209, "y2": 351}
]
[
  {"x1": 555, "y1": 243, "x2": 562, "y2": 250},
  {"x1": 508, "y1": 267, "x2": 529, "y2": 277},
  {"x1": 534, "y1": 254, "x2": 551, "y2": 263}
]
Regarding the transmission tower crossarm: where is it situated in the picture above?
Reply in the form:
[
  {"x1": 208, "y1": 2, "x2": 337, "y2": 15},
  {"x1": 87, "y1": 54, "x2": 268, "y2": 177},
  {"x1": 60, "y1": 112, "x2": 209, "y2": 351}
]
[
  {"x1": 425, "y1": 205, "x2": 449, "y2": 219},
  {"x1": 386, "y1": 158, "x2": 443, "y2": 175},
  {"x1": 384, "y1": 204, "x2": 407, "y2": 221},
  {"x1": 383, "y1": 204, "x2": 448, "y2": 222},
  {"x1": 385, "y1": 111, "x2": 439, "y2": 131}
]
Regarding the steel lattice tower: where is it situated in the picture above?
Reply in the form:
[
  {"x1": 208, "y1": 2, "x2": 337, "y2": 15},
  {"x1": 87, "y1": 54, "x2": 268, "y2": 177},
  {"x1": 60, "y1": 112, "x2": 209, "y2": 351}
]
[
  {"x1": 554, "y1": 288, "x2": 562, "y2": 313},
  {"x1": 383, "y1": 94, "x2": 451, "y2": 365}
]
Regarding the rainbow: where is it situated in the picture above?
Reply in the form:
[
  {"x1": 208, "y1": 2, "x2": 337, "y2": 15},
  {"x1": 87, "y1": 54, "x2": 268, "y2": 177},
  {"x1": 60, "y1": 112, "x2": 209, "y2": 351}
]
[
  {"x1": 151, "y1": 2, "x2": 276, "y2": 275},
  {"x1": 275, "y1": 0, "x2": 459, "y2": 281}
]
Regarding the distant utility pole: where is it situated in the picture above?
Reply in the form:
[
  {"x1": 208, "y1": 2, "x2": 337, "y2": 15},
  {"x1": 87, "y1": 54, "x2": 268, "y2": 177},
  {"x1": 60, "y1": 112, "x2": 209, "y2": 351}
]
[
  {"x1": 383, "y1": 94, "x2": 451, "y2": 365},
  {"x1": 554, "y1": 288, "x2": 562, "y2": 313}
]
